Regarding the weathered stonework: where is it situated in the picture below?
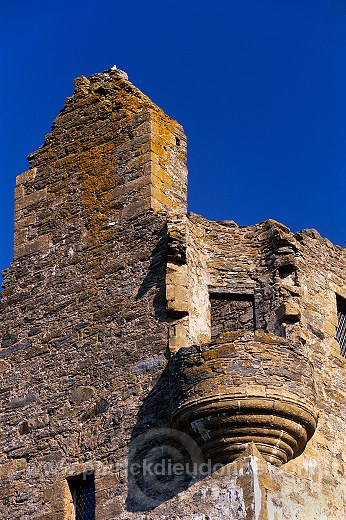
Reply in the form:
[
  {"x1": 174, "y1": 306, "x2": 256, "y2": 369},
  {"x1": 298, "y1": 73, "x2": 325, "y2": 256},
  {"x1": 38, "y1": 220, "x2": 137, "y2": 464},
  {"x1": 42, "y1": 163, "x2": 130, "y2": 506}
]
[
  {"x1": 170, "y1": 331, "x2": 318, "y2": 467},
  {"x1": 1, "y1": 68, "x2": 346, "y2": 519}
]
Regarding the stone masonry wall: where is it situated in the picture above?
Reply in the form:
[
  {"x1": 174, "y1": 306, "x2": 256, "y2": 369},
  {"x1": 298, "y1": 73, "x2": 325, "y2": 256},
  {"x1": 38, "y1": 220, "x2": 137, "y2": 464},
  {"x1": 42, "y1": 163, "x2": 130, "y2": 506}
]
[
  {"x1": 181, "y1": 215, "x2": 346, "y2": 518},
  {"x1": 0, "y1": 68, "x2": 346, "y2": 519},
  {"x1": 0, "y1": 69, "x2": 187, "y2": 519}
]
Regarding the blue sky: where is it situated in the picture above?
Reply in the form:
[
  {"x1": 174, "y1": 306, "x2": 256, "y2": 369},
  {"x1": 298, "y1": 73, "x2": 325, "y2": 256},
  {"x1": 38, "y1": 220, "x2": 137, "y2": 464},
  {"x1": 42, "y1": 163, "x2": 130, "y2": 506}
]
[{"x1": 1, "y1": 0, "x2": 346, "y2": 285}]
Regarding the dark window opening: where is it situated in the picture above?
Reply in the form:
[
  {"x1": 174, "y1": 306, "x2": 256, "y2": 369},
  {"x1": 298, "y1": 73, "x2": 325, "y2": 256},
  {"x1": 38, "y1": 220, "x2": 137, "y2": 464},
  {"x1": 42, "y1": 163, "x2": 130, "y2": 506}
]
[
  {"x1": 210, "y1": 292, "x2": 255, "y2": 340},
  {"x1": 67, "y1": 472, "x2": 95, "y2": 520},
  {"x1": 336, "y1": 295, "x2": 346, "y2": 358},
  {"x1": 278, "y1": 264, "x2": 296, "y2": 279}
]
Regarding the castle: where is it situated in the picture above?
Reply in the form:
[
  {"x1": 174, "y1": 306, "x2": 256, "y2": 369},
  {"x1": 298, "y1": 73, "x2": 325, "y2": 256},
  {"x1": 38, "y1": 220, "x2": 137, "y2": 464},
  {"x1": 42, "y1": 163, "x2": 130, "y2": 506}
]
[{"x1": 0, "y1": 68, "x2": 345, "y2": 519}]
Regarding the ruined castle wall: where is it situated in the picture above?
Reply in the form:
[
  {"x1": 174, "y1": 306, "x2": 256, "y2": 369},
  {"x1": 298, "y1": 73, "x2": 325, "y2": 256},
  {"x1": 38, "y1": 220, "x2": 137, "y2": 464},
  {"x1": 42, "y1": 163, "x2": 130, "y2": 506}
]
[
  {"x1": 0, "y1": 70, "x2": 187, "y2": 519},
  {"x1": 1, "y1": 68, "x2": 346, "y2": 520},
  {"x1": 181, "y1": 214, "x2": 346, "y2": 518}
]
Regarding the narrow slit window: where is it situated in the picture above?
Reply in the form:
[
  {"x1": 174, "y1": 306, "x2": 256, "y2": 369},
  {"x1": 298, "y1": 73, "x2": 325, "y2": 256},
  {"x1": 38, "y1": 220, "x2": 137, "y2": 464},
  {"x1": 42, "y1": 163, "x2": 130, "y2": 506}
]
[
  {"x1": 67, "y1": 472, "x2": 95, "y2": 520},
  {"x1": 209, "y1": 290, "x2": 255, "y2": 340},
  {"x1": 336, "y1": 295, "x2": 346, "y2": 358}
]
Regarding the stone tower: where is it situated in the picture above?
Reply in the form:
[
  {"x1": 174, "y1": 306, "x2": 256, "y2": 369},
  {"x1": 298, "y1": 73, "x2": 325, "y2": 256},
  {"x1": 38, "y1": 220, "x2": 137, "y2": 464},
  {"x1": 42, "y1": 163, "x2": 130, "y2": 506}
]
[{"x1": 0, "y1": 68, "x2": 345, "y2": 519}]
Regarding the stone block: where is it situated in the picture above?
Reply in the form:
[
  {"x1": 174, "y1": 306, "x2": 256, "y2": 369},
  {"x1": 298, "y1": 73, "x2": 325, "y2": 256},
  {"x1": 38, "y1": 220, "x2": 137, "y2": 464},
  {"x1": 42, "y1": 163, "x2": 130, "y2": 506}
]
[
  {"x1": 14, "y1": 214, "x2": 36, "y2": 231},
  {"x1": 69, "y1": 386, "x2": 95, "y2": 405},
  {"x1": 121, "y1": 196, "x2": 151, "y2": 219},
  {"x1": 16, "y1": 167, "x2": 37, "y2": 185},
  {"x1": 277, "y1": 302, "x2": 301, "y2": 322},
  {"x1": 0, "y1": 458, "x2": 27, "y2": 477},
  {"x1": 324, "y1": 319, "x2": 337, "y2": 338},
  {"x1": 14, "y1": 184, "x2": 24, "y2": 200},
  {"x1": 14, "y1": 233, "x2": 50, "y2": 259},
  {"x1": 20, "y1": 414, "x2": 50, "y2": 434},
  {"x1": 15, "y1": 187, "x2": 47, "y2": 211},
  {"x1": 0, "y1": 359, "x2": 11, "y2": 373}
]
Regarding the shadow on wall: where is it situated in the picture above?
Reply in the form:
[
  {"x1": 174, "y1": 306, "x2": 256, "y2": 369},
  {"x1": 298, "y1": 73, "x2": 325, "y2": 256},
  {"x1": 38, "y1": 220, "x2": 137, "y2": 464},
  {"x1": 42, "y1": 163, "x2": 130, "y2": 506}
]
[
  {"x1": 136, "y1": 225, "x2": 168, "y2": 322},
  {"x1": 129, "y1": 225, "x2": 207, "y2": 511},
  {"x1": 125, "y1": 365, "x2": 206, "y2": 512}
]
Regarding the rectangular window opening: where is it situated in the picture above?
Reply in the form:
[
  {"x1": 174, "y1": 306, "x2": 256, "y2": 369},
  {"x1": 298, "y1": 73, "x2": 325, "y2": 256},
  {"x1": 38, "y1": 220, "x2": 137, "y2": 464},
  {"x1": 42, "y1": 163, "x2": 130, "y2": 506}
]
[
  {"x1": 209, "y1": 290, "x2": 255, "y2": 340},
  {"x1": 336, "y1": 294, "x2": 346, "y2": 358},
  {"x1": 67, "y1": 472, "x2": 95, "y2": 520}
]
